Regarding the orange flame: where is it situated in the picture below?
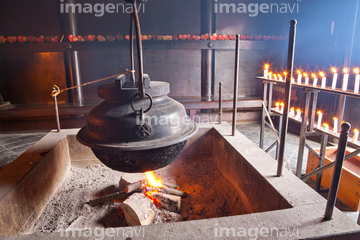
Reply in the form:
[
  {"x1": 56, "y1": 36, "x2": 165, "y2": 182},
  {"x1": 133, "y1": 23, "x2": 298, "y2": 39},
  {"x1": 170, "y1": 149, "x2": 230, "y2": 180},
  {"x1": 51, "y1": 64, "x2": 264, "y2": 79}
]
[
  {"x1": 284, "y1": 72, "x2": 287, "y2": 76},
  {"x1": 143, "y1": 171, "x2": 163, "y2": 207},
  {"x1": 317, "y1": 111, "x2": 322, "y2": 115},
  {"x1": 303, "y1": 73, "x2": 308, "y2": 77},
  {"x1": 297, "y1": 70, "x2": 301, "y2": 74},
  {"x1": 324, "y1": 123, "x2": 329, "y2": 128},
  {"x1": 265, "y1": 64, "x2": 269, "y2": 70},
  {"x1": 331, "y1": 67, "x2": 337, "y2": 74},
  {"x1": 311, "y1": 73, "x2": 317, "y2": 79},
  {"x1": 143, "y1": 188, "x2": 161, "y2": 206},
  {"x1": 275, "y1": 102, "x2": 280, "y2": 107},
  {"x1": 343, "y1": 68, "x2": 349, "y2": 74},
  {"x1": 354, "y1": 68, "x2": 359, "y2": 75},
  {"x1": 280, "y1": 102, "x2": 284, "y2": 107},
  {"x1": 319, "y1": 72, "x2": 325, "y2": 77},
  {"x1": 145, "y1": 171, "x2": 163, "y2": 188}
]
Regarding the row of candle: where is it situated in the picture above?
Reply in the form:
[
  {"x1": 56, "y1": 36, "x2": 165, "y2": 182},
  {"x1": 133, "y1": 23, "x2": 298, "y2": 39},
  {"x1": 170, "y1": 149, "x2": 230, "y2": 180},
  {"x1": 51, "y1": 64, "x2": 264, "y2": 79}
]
[
  {"x1": 274, "y1": 102, "x2": 359, "y2": 142},
  {"x1": 263, "y1": 65, "x2": 360, "y2": 94}
]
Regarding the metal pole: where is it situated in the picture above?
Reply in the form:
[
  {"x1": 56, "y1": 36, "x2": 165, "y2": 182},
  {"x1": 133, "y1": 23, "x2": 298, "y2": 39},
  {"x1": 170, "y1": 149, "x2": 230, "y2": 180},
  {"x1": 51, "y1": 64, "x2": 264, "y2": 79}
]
[
  {"x1": 324, "y1": 122, "x2": 351, "y2": 221},
  {"x1": 60, "y1": 0, "x2": 84, "y2": 105},
  {"x1": 219, "y1": 82, "x2": 223, "y2": 124},
  {"x1": 315, "y1": 134, "x2": 329, "y2": 192},
  {"x1": 201, "y1": 0, "x2": 215, "y2": 102},
  {"x1": 277, "y1": 19, "x2": 297, "y2": 177},
  {"x1": 53, "y1": 87, "x2": 61, "y2": 132},
  {"x1": 232, "y1": 34, "x2": 240, "y2": 136},
  {"x1": 296, "y1": 89, "x2": 311, "y2": 177}
]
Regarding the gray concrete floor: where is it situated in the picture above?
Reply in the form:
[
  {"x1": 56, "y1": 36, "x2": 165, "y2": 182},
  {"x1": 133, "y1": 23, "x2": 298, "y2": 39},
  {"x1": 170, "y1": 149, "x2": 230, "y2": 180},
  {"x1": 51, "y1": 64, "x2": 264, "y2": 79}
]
[
  {"x1": 236, "y1": 121, "x2": 320, "y2": 175},
  {"x1": 0, "y1": 132, "x2": 46, "y2": 170}
]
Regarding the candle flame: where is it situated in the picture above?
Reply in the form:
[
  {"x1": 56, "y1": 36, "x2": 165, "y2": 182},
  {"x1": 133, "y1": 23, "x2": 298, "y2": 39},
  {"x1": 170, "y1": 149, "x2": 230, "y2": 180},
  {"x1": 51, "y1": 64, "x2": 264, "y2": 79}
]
[
  {"x1": 317, "y1": 111, "x2": 322, "y2": 115},
  {"x1": 303, "y1": 73, "x2": 308, "y2": 77},
  {"x1": 296, "y1": 108, "x2": 301, "y2": 112},
  {"x1": 284, "y1": 72, "x2": 287, "y2": 76},
  {"x1": 291, "y1": 77, "x2": 294, "y2": 81},
  {"x1": 265, "y1": 64, "x2": 269, "y2": 70},
  {"x1": 280, "y1": 102, "x2": 284, "y2": 107},
  {"x1": 311, "y1": 73, "x2": 317, "y2": 78},
  {"x1": 290, "y1": 107, "x2": 294, "y2": 111},
  {"x1": 331, "y1": 67, "x2": 337, "y2": 74},
  {"x1": 319, "y1": 72, "x2": 325, "y2": 77},
  {"x1": 297, "y1": 70, "x2": 301, "y2": 74},
  {"x1": 333, "y1": 117, "x2": 338, "y2": 120},
  {"x1": 343, "y1": 68, "x2": 349, "y2": 74},
  {"x1": 278, "y1": 74, "x2": 281, "y2": 78},
  {"x1": 354, "y1": 129, "x2": 359, "y2": 133},
  {"x1": 354, "y1": 68, "x2": 359, "y2": 75},
  {"x1": 324, "y1": 123, "x2": 329, "y2": 128},
  {"x1": 275, "y1": 102, "x2": 280, "y2": 107}
]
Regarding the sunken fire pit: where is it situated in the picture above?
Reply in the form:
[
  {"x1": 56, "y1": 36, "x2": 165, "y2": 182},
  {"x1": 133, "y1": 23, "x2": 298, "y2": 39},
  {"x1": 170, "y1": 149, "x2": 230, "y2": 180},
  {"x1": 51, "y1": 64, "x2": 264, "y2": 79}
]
[{"x1": 0, "y1": 123, "x2": 360, "y2": 239}]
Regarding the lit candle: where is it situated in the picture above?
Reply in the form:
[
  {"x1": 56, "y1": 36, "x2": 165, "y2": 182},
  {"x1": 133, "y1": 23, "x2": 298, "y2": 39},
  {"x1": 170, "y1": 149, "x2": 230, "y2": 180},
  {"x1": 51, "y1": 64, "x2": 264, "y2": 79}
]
[
  {"x1": 275, "y1": 102, "x2": 280, "y2": 112},
  {"x1": 278, "y1": 74, "x2": 282, "y2": 81},
  {"x1": 354, "y1": 68, "x2": 360, "y2": 94},
  {"x1": 320, "y1": 72, "x2": 326, "y2": 88},
  {"x1": 284, "y1": 72, "x2": 287, "y2": 81},
  {"x1": 280, "y1": 102, "x2": 284, "y2": 114},
  {"x1": 331, "y1": 67, "x2": 338, "y2": 90},
  {"x1": 353, "y1": 129, "x2": 359, "y2": 143},
  {"x1": 303, "y1": 73, "x2": 309, "y2": 85},
  {"x1": 317, "y1": 111, "x2": 322, "y2": 129},
  {"x1": 268, "y1": 72, "x2": 272, "y2": 80},
  {"x1": 264, "y1": 64, "x2": 269, "y2": 78},
  {"x1": 296, "y1": 109, "x2": 301, "y2": 120},
  {"x1": 342, "y1": 68, "x2": 349, "y2": 91},
  {"x1": 323, "y1": 123, "x2": 329, "y2": 132},
  {"x1": 290, "y1": 107, "x2": 295, "y2": 118},
  {"x1": 273, "y1": 73, "x2": 278, "y2": 80},
  {"x1": 333, "y1": 117, "x2": 338, "y2": 134},
  {"x1": 291, "y1": 77, "x2": 295, "y2": 83},
  {"x1": 312, "y1": 73, "x2": 318, "y2": 87},
  {"x1": 297, "y1": 70, "x2": 302, "y2": 84}
]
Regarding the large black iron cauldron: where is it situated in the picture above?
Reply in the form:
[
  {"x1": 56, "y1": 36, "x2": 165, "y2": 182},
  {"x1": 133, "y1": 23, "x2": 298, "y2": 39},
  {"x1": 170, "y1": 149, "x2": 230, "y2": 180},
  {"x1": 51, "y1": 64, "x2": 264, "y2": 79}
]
[
  {"x1": 77, "y1": 78, "x2": 198, "y2": 172},
  {"x1": 77, "y1": 0, "x2": 197, "y2": 172}
]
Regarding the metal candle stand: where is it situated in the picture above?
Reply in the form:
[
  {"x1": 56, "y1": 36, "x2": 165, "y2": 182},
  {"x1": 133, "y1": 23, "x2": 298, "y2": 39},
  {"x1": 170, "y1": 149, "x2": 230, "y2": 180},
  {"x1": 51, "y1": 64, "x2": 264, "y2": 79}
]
[{"x1": 258, "y1": 19, "x2": 360, "y2": 221}]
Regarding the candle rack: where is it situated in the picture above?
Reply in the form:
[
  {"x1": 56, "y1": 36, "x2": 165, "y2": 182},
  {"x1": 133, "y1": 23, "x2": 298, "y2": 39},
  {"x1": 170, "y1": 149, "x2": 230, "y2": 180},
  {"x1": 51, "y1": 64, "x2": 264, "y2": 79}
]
[{"x1": 258, "y1": 76, "x2": 360, "y2": 192}]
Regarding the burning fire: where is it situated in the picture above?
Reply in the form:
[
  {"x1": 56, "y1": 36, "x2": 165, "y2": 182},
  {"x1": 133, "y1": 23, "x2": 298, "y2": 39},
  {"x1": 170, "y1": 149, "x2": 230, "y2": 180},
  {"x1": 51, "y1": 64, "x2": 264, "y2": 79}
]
[
  {"x1": 319, "y1": 72, "x2": 325, "y2": 77},
  {"x1": 343, "y1": 68, "x2": 349, "y2": 74},
  {"x1": 303, "y1": 73, "x2": 308, "y2": 77},
  {"x1": 265, "y1": 64, "x2": 269, "y2": 70},
  {"x1": 143, "y1": 171, "x2": 163, "y2": 206},
  {"x1": 331, "y1": 67, "x2": 337, "y2": 74},
  {"x1": 145, "y1": 171, "x2": 163, "y2": 187}
]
